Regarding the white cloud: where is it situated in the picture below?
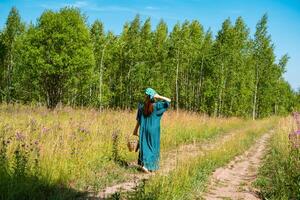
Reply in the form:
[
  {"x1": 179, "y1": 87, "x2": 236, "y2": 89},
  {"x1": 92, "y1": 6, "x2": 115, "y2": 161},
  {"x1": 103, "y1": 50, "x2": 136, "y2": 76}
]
[
  {"x1": 145, "y1": 6, "x2": 160, "y2": 11},
  {"x1": 39, "y1": 1, "x2": 89, "y2": 10},
  {"x1": 89, "y1": 5, "x2": 136, "y2": 13},
  {"x1": 39, "y1": 3, "x2": 61, "y2": 10},
  {"x1": 37, "y1": 1, "x2": 177, "y2": 21},
  {"x1": 66, "y1": 1, "x2": 89, "y2": 8}
]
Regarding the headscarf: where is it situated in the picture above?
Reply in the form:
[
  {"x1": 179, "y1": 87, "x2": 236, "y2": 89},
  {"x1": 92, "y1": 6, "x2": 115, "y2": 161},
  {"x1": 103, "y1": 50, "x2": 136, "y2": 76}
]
[{"x1": 145, "y1": 88, "x2": 157, "y2": 100}]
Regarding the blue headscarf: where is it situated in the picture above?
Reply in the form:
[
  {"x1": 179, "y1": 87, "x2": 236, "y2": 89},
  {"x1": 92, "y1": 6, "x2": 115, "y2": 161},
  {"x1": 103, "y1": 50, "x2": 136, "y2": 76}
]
[{"x1": 145, "y1": 88, "x2": 157, "y2": 100}]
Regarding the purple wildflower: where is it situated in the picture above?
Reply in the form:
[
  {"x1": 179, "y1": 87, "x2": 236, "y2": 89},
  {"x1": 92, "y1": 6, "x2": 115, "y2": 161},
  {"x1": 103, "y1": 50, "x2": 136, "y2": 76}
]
[
  {"x1": 289, "y1": 129, "x2": 300, "y2": 149},
  {"x1": 78, "y1": 126, "x2": 90, "y2": 135},
  {"x1": 15, "y1": 131, "x2": 25, "y2": 141},
  {"x1": 293, "y1": 112, "x2": 300, "y2": 120},
  {"x1": 41, "y1": 127, "x2": 49, "y2": 134}
]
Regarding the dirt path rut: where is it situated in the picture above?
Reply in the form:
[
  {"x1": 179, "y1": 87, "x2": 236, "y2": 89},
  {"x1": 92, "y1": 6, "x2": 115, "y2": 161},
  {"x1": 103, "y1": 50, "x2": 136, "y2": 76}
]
[
  {"x1": 96, "y1": 131, "x2": 237, "y2": 199},
  {"x1": 202, "y1": 133, "x2": 271, "y2": 200}
]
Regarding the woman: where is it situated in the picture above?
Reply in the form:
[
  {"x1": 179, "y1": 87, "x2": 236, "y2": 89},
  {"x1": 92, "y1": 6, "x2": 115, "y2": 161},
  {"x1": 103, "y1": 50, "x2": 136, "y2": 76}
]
[{"x1": 133, "y1": 88, "x2": 171, "y2": 173}]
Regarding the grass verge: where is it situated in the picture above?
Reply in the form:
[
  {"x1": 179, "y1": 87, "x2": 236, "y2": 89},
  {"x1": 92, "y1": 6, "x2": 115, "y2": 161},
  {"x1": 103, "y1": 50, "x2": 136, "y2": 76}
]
[{"x1": 254, "y1": 117, "x2": 300, "y2": 200}]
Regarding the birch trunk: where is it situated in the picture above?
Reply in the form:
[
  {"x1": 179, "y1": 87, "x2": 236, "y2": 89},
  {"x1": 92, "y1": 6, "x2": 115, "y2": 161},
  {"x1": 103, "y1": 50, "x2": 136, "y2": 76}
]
[
  {"x1": 99, "y1": 47, "x2": 105, "y2": 111},
  {"x1": 252, "y1": 66, "x2": 259, "y2": 120},
  {"x1": 217, "y1": 63, "x2": 224, "y2": 117},
  {"x1": 175, "y1": 50, "x2": 179, "y2": 114},
  {"x1": 198, "y1": 55, "x2": 204, "y2": 109}
]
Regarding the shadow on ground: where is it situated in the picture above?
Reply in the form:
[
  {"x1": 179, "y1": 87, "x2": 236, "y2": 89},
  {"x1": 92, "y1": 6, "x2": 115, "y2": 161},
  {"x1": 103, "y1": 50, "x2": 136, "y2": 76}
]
[{"x1": 0, "y1": 168, "x2": 89, "y2": 200}]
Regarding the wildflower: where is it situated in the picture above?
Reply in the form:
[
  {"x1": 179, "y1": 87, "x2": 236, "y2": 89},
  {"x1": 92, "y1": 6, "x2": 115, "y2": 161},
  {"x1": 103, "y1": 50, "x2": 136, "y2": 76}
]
[
  {"x1": 289, "y1": 130, "x2": 300, "y2": 149},
  {"x1": 112, "y1": 130, "x2": 119, "y2": 140},
  {"x1": 41, "y1": 127, "x2": 49, "y2": 134},
  {"x1": 78, "y1": 126, "x2": 90, "y2": 135},
  {"x1": 15, "y1": 131, "x2": 25, "y2": 141},
  {"x1": 293, "y1": 112, "x2": 300, "y2": 127}
]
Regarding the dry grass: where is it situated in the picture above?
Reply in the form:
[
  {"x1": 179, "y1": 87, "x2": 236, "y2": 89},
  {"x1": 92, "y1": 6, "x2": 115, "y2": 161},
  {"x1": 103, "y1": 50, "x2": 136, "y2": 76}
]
[
  {"x1": 0, "y1": 104, "x2": 248, "y2": 199},
  {"x1": 254, "y1": 117, "x2": 300, "y2": 200}
]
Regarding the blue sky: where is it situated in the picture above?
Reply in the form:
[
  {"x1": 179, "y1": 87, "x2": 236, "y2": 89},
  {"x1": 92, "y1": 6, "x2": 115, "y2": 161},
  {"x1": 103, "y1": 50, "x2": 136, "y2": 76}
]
[{"x1": 0, "y1": 0, "x2": 299, "y2": 91}]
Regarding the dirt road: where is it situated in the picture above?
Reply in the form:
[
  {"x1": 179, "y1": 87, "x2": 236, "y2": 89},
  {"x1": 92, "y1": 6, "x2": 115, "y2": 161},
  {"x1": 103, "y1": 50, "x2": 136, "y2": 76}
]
[
  {"x1": 96, "y1": 131, "x2": 237, "y2": 199},
  {"x1": 95, "y1": 130, "x2": 271, "y2": 199},
  {"x1": 202, "y1": 133, "x2": 271, "y2": 200}
]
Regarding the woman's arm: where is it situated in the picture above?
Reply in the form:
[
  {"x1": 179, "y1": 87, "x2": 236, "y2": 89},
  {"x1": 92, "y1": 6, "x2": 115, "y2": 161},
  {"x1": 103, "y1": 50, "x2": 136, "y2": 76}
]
[
  {"x1": 133, "y1": 121, "x2": 139, "y2": 136},
  {"x1": 154, "y1": 94, "x2": 171, "y2": 102}
]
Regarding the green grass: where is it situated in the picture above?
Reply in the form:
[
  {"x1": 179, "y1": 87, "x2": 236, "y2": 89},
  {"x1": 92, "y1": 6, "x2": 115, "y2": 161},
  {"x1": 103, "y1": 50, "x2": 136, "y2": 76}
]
[
  {"x1": 0, "y1": 104, "x2": 250, "y2": 199},
  {"x1": 128, "y1": 118, "x2": 276, "y2": 200},
  {"x1": 0, "y1": 104, "x2": 285, "y2": 200},
  {"x1": 254, "y1": 117, "x2": 300, "y2": 200}
]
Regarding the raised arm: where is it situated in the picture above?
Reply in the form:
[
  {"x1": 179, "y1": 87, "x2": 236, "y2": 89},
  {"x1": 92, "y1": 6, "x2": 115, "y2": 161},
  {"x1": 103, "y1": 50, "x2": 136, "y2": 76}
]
[{"x1": 154, "y1": 94, "x2": 171, "y2": 102}]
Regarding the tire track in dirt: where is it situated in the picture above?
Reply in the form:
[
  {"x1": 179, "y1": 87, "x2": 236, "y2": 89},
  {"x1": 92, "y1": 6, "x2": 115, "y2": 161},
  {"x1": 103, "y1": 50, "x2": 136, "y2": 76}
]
[
  {"x1": 94, "y1": 129, "x2": 246, "y2": 199},
  {"x1": 202, "y1": 132, "x2": 271, "y2": 200}
]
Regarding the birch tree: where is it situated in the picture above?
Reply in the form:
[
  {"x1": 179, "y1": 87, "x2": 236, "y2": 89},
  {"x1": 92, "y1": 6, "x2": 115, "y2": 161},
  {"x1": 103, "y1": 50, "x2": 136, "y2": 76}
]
[{"x1": 0, "y1": 7, "x2": 24, "y2": 103}]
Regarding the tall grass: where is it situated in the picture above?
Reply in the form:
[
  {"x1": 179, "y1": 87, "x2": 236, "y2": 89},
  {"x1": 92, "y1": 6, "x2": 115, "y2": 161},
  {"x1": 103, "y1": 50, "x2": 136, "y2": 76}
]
[
  {"x1": 0, "y1": 104, "x2": 248, "y2": 199},
  {"x1": 129, "y1": 118, "x2": 277, "y2": 200},
  {"x1": 255, "y1": 117, "x2": 300, "y2": 200}
]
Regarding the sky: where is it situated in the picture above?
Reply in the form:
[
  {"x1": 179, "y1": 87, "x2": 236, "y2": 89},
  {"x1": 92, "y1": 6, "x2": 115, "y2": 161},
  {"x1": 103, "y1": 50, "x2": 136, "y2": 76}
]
[{"x1": 0, "y1": 0, "x2": 299, "y2": 91}]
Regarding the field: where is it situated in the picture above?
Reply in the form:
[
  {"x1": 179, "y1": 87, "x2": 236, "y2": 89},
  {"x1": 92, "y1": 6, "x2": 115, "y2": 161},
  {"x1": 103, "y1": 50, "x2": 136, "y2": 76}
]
[
  {"x1": 0, "y1": 104, "x2": 297, "y2": 200},
  {"x1": 0, "y1": 2, "x2": 299, "y2": 200}
]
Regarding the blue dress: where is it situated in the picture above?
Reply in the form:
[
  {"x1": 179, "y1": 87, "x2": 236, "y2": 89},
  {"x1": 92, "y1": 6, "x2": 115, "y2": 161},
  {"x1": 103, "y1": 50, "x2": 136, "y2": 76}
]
[{"x1": 136, "y1": 101, "x2": 170, "y2": 171}]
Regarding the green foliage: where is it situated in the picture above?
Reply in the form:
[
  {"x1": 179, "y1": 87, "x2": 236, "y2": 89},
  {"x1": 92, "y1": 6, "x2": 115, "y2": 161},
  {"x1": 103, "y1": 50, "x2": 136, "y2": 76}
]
[
  {"x1": 0, "y1": 7, "x2": 25, "y2": 103},
  {"x1": 255, "y1": 119, "x2": 300, "y2": 199},
  {"x1": 90, "y1": 20, "x2": 111, "y2": 108},
  {"x1": 295, "y1": 90, "x2": 300, "y2": 111},
  {"x1": 14, "y1": 7, "x2": 95, "y2": 108},
  {"x1": 0, "y1": 7, "x2": 297, "y2": 116}
]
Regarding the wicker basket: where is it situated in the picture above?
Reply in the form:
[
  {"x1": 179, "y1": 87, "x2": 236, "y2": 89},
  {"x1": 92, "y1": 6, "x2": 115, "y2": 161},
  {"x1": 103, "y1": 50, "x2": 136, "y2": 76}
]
[{"x1": 127, "y1": 139, "x2": 138, "y2": 152}]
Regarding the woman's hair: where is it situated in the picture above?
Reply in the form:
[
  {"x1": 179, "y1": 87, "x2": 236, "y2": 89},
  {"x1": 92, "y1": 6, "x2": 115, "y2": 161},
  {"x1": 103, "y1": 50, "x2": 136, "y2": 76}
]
[{"x1": 144, "y1": 96, "x2": 154, "y2": 117}]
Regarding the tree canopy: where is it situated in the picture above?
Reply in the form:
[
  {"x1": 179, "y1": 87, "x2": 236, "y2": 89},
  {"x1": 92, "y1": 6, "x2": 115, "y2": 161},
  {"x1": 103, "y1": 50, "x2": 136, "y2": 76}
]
[
  {"x1": 14, "y1": 7, "x2": 95, "y2": 108},
  {"x1": 0, "y1": 7, "x2": 298, "y2": 117}
]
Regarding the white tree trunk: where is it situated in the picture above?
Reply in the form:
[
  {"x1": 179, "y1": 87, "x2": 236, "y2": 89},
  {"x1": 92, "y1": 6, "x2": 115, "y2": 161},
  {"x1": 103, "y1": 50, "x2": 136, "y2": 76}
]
[
  {"x1": 99, "y1": 47, "x2": 105, "y2": 112},
  {"x1": 252, "y1": 67, "x2": 259, "y2": 120},
  {"x1": 6, "y1": 52, "x2": 13, "y2": 102},
  {"x1": 217, "y1": 63, "x2": 224, "y2": 117},
  {"x1": 175, "y1": 50, "x2": 179, "y2": 114}
]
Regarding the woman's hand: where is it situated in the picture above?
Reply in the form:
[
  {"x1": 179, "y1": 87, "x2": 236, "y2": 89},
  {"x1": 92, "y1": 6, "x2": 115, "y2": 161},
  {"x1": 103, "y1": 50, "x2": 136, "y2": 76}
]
[{"x1": 133, "y1": 121, "x2": 139, "y2": 136}]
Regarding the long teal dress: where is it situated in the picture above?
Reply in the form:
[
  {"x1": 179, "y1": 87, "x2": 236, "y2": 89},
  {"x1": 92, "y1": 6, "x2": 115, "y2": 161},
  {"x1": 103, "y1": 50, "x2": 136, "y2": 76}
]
[{"x1": 136, "y1": 100, "x2": 170, "y2": 171}]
